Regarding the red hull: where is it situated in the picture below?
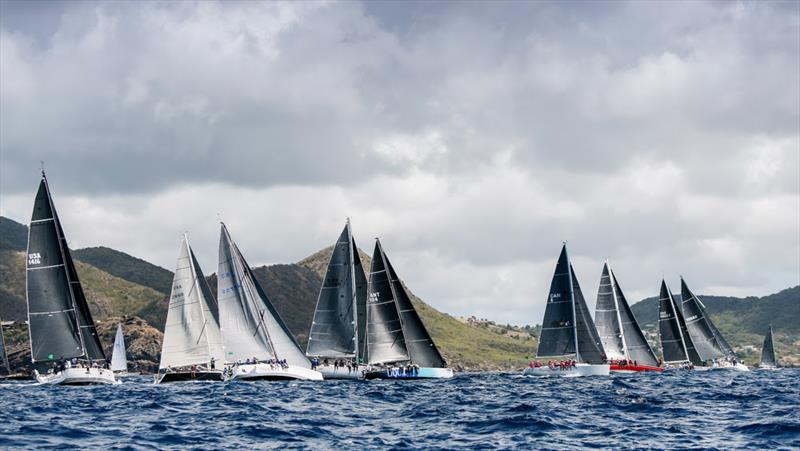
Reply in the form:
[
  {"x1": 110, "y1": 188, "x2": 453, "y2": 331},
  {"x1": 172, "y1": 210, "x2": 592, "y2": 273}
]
[{"x1": 610, "y1": 364, "x2": 663, "y2": 373}]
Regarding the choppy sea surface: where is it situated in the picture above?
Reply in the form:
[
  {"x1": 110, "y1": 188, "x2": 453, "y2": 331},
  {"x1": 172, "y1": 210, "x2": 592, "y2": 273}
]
[{"x1": 1, "y1": 369, "x2": 799, "y2": 450}]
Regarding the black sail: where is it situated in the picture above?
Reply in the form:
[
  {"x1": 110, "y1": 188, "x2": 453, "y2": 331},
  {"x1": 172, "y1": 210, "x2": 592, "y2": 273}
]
[
  {"x1": 352, "y1": 237, "x2": 368, "y2": 363},
  {"x1": 612, "y1": 269, "x2": 658, "y2": 366},
  {"x1": 307, "y1": 225, "x2": 358, "y2": 358},
  {"x1": 658, "y1": 280, "x2": 688, "y2": 363},
  {"x1": 706, "y1": 309, "x2": 736, "y2": 358},
  {"x1": 365, "y1": 241, "x2": 408, "y2": 365},
  {"x1": 674, "y1": 300, "x2": 703, "y2": 366},
  {"x1": 26, "y1": 177, "x2": 86, "y2": 362},
  {"x1": 571, "y1": 266, "x2": 605, "y2": 364},
  {"x1": 760, "y1": 326, "x2": 776, "y2": 367},
  {"x1": 680, "y1": 278, "x2": 724, "y2": 362},
  {"x1": 537, "y1": 245, "x2": 576, "y2": 358},
  {"x1": 594, "y1": 263, "x2": 624, "y2": 360},
  {"x1": 382, "y1": 242, "x2": 446, "y2": 368}
]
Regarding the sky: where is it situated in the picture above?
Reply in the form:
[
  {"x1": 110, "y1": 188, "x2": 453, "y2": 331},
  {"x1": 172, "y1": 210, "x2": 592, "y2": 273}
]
[{"x1": 1, "y1": 0, "x2": 798, "y2": 326}]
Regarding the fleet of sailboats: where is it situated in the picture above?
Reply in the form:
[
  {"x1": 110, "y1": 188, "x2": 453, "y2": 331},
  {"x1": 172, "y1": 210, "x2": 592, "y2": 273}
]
[{"x1": 10, "y1": 171, "x2": 785, "y2": 386}]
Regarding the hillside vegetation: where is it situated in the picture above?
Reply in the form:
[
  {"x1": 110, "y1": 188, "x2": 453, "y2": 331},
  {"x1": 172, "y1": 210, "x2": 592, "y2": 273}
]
[{"x1": 73, "y1": 247, "x2": 174, "y2": 294}]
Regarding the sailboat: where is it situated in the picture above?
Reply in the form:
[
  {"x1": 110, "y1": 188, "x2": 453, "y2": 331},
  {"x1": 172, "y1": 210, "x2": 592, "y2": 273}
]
[
  {"x1": 523, "y1": 244, "x2": 609, "y2": 377},
  {"x1": 362, "y1": 239, "x2": 453, "y2": 380},
  {"x1": 217, "y1": 222, "x2": 322, "y2": 381},
  {"x1": 759, "y1": 325, "x2": 778, "y2": 370},
  {"x1": 26, "y1": 172, "x2": 117, "y2": 385},
  {"x1": 156, "y1": 235, "x2": 226, "y2": 383},
  {"x1": 594, "y1": 262, "x2": 662, "y2": 373},
  {"x1": 657, "y1": 279, "x2": 705, "y2": 371},
  {"x1": 681, "y1": 278, "x2": 748, "y2": 372},
  {"x1": 110, "y1": 323, "x2": 135, "y2": 377},
  {"x1": 306, "y1": 220, "x2": 368, "y2": 379}
]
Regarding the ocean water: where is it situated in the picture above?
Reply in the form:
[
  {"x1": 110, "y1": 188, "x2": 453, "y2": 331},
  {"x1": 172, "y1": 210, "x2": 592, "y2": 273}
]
[{"x1": 1, "y1": 370, "x2": 798, "y2": 450}]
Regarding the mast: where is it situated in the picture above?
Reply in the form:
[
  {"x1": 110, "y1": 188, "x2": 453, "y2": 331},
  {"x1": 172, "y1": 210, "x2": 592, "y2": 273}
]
[
  {"x1": 346, "y1": 218, "x2": 359, "y2": 361},
  {"x1": 608, "y1": 264, "x2": 629, "y2": 360},
  {"x1": 564, "y1": 244, "x2": 580, "y2": 362}
]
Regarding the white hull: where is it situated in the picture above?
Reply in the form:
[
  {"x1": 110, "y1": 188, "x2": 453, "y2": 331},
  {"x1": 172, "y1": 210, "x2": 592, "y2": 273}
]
[
  {"x1": 710, "y1": 362, "x2": 750, "y2": 372},
  {"x1": 227, "y1": 363, "x2": 323, "y2": 381},
  {"x1": 364, "y1": 366, "x2": 454, "y2": 380},
  {"x1": 523, "y1": 363, "x2": 610, "y2": 377},
  {"x1": 758, "y1": 365, "x2": 779, "y2": 371},
  {"x1": 317, "y1": 364, "x2": 365, "y2": 380},
  {"x1": 35, "y1": 367, "x2": 118, "y2": 385}
]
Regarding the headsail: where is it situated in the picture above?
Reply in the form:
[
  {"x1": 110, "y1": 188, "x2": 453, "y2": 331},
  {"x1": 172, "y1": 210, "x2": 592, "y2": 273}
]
[
  {"x1": 365, "y1": 240, "x2": 409, "y2": 365},
  {"x1": 306, "y1": 223, "x2": 361, "y2": 359},
  {"x1": 217, "y1": 223, "x2": 310, "y2": 368},
  {"x1": 26, "y1": 174, "x2": 106, "y2": 363},
  {"x1": 353, "y1": 236, "x2": 368, "y2": 362},
  {"x1": 611, "y1": 268, "x2": 658, "y2": 366},
  {"x1": 570, "y1": 266, "x2": 605, "y2": 363},
  {"x1": 680, "y1": 278, "x2": 725, "y2": 362},
  {"x1": 595, "y1": 263, "x2": 658, "y2": 366},
  {"x1": 159, "y1": 236, "x2": 226, "y2": 369},
  {"x1": 111, "y1": 323, "x2": 127, "y2": 372},
  {"x1": 760, "y1": 326, "x2": 776, "y2": 367},
  {"x1": 381, "y1": 240, "x2": 446, "y2": 368}
]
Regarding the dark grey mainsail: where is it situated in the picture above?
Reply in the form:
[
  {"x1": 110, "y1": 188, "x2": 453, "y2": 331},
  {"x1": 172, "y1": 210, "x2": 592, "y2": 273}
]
[
  {"x1": 26, "y1": 173, "x2": 106, "y2": 363},
  {"x1": 365, "y1": 240, "x2": 409, "y2": 365},
  {"x1": 595, "y1": 264, "x2": 624, "y2": 360},
  {"x1": 760, "y1": 326, "x2": 776, "y2": 368},
  {"x1": 537, "y1": 245, "x2": 605, "y2": 363},
  {"x1": 658, "y1": 280, "x2": 689, "y2": 364},
  {"x1": 680, "y1": 278, "x2": 725, "y2": 362},
  {"x1": 381, "y1": 241, "x2": 446, "y2": 368},
  {"x1": 595, "y1": 263, "x2": 658, "y2": 366},
  {"x1": 675, "y1": 299, "x2": 703, "y2": 366},
  {"x1": 353, "y1": 236, "x2": 368, "y2": 362},
  {"x1": 306, "y1": 221, "x2": 367, "y2": 360}
]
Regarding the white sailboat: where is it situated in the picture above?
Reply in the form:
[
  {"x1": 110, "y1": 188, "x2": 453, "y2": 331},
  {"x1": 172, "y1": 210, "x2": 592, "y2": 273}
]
[
  {"x1": 110, "y1": 323, "x2": 137, "y2": 377},
  {"x1": 217, "y1": 223, "x2": 322, "y2": 381},
  {"x1": 523, "y1": 244, "x2": 610, "y2": 377},
  {"x1": 155, "y1": 235, "x2": 226, "y2": 383},
  {"x1": 26, "y1": 172, "x2": 117, "y2": 385},
  {"x1": 362, "y1": 239, "x2": 453, "y2": 380},
  {"x1": 306, "y1": 219, "x2": 368, "y2": 380}
]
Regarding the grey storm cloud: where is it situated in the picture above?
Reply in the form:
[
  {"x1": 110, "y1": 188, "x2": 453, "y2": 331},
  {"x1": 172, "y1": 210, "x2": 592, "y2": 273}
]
[{"x1": 1, "y1": 0, "x2": 797, "y2": 324}]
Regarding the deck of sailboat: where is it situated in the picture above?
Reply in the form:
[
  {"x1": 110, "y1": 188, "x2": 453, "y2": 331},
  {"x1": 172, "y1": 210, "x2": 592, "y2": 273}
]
[
  {"x1": 227, "y1": 363, "x2": 323, "y2": 381},
  {"x1": 364, "y1": 366, "x2": 454, "y2": 380},
  {"x1": 156, "y1": 370, "x2": 224, "y2": 384}
]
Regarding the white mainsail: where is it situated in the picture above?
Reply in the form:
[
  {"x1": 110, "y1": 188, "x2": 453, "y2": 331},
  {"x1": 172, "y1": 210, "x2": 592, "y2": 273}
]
[
  {"x1": 110, "y1": 323, "x2": 127, "y2": 372},
  {"x1": 217, "y1": 223, "x2": 310, "y2": 368},
  {"x1": 159, "y1": 236, "x2": 226, "y2": 369}
]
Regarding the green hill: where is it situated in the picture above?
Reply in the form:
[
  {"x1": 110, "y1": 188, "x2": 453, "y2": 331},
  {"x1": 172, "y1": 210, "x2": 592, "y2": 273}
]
[{"x1": 72, "y1": 246, "x2": 174, "y2": 294}]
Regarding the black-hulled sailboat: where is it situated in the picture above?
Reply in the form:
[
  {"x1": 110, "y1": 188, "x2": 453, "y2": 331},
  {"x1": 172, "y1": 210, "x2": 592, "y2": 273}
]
[
  {"x1": 217, "y1": 223, "x2": 322, "y2": 381},
  {"x1": 759, "y1": 325, "x2": 778, "y2": 370},
  {"x1": 363, "y1": 239, "x2": 453, "y2": 379},
  {"x1": 155, "y1": 235, "x2": 226, "y2": 383},
  {"x1": 680, "y1": 277, "x2": 748, "y2": 371},
  {"x1": 306, "y1": 220, "x2": 368, "y2": 379},
  {"x1": 594, "y1": 262, "x2": 662, "y2": 373},
  {"x1": 524, "y1": 244, "x2": 610, "y2": 377},
  {"x1": 26, "y1": 172, "x2": 117, "y2": 385},
  {"x1": 657, "y1": 279, "x2": 704, "y2": 370}
]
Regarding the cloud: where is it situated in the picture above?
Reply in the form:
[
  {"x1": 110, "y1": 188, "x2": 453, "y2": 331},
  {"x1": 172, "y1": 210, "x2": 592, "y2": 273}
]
[{"x1": 1, "y1": 0, "x2": 798, "y2": 324}]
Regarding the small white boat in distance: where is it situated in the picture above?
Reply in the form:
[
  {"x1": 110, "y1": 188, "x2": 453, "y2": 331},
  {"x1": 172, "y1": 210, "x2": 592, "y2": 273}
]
[{"x1": 522, "y1": 244, "x2": 609, "y2": 378}]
